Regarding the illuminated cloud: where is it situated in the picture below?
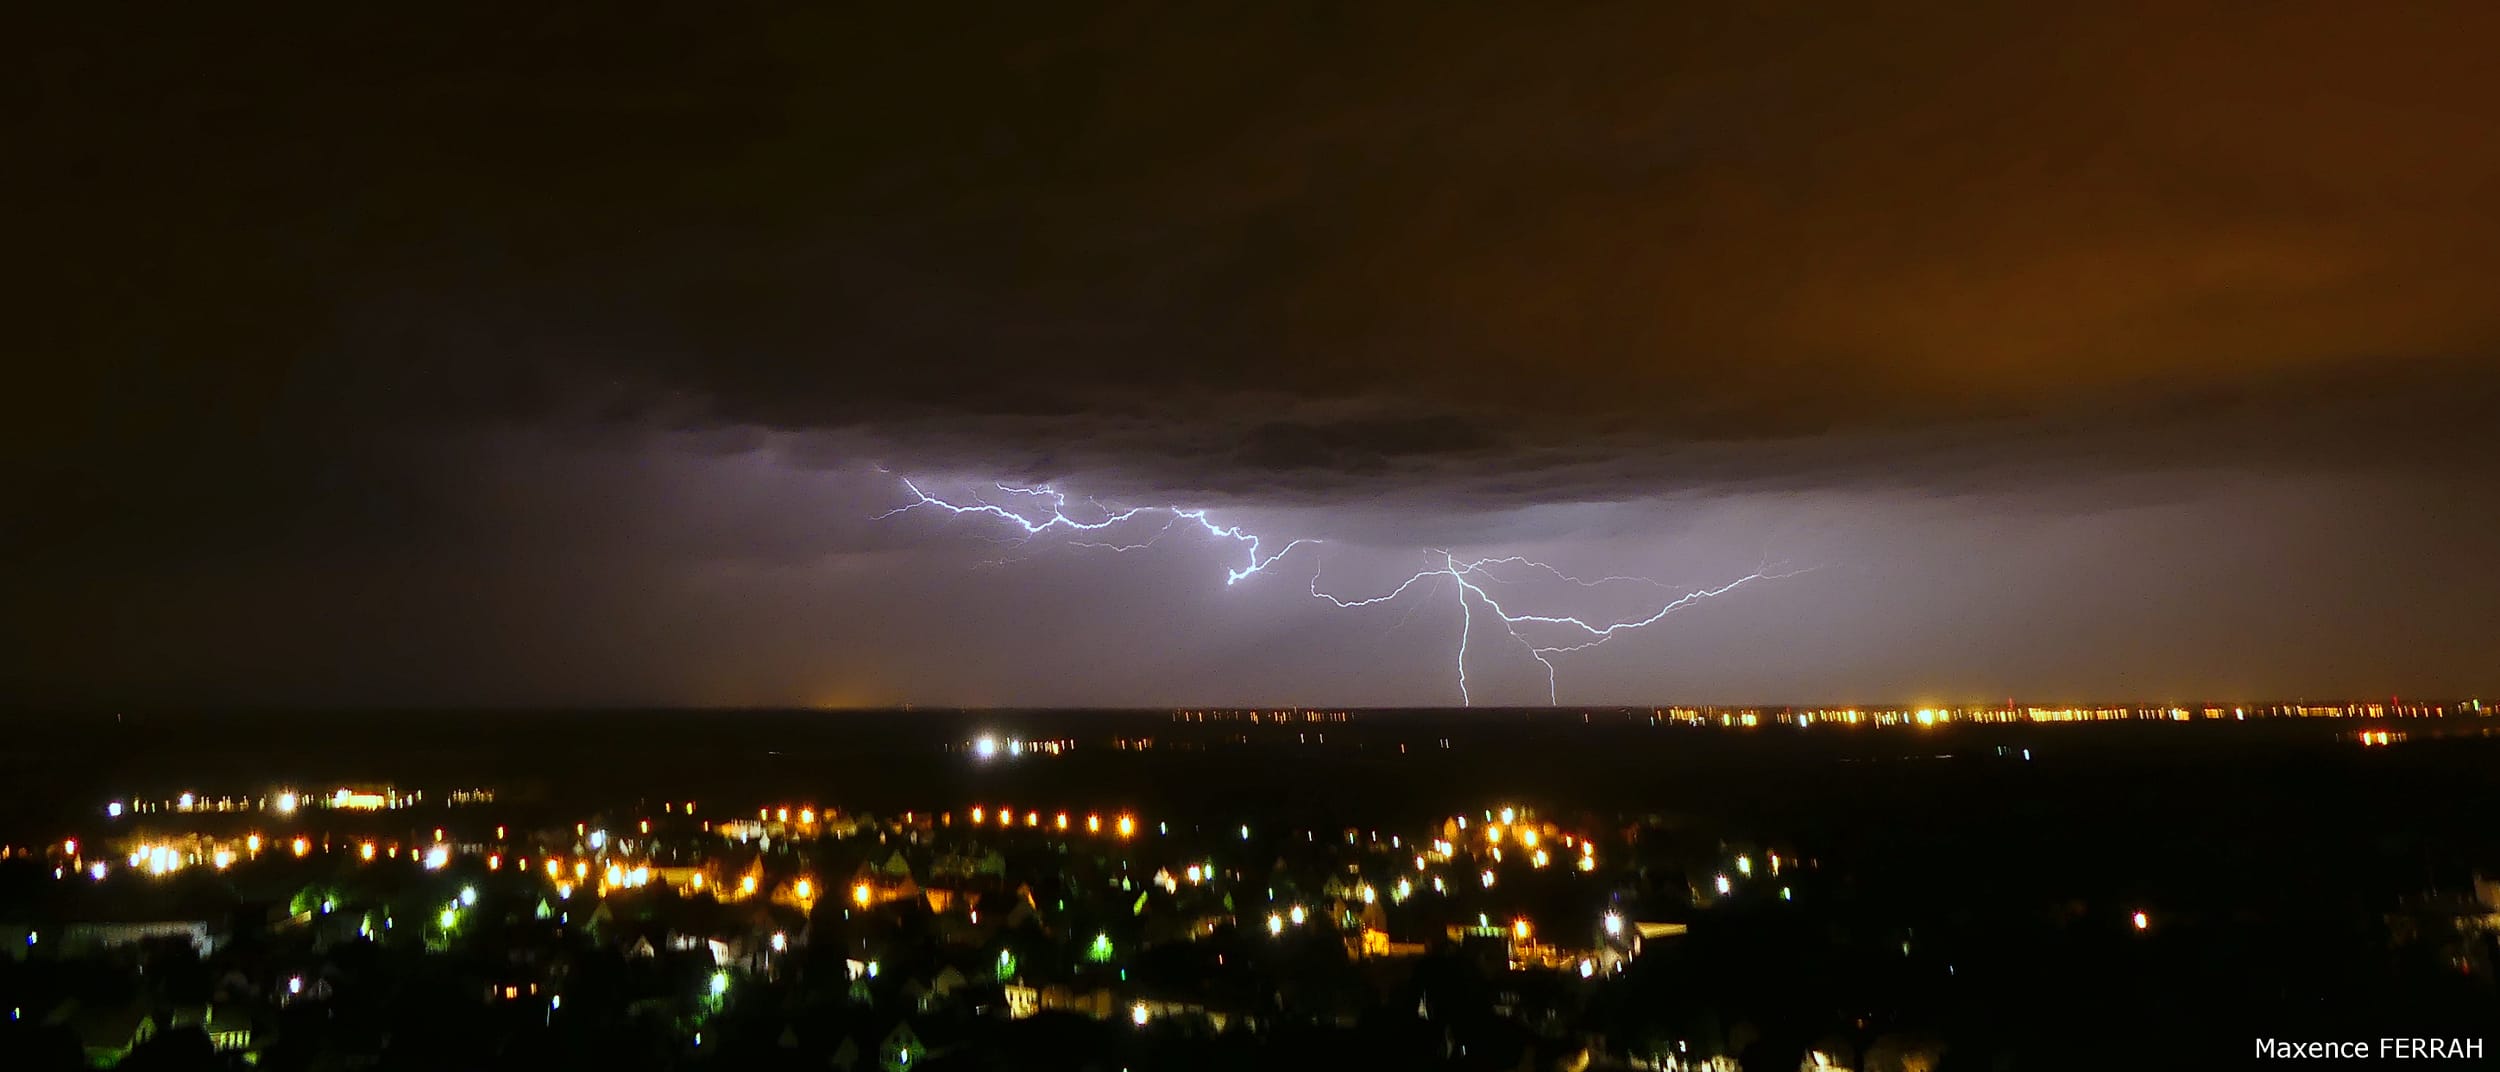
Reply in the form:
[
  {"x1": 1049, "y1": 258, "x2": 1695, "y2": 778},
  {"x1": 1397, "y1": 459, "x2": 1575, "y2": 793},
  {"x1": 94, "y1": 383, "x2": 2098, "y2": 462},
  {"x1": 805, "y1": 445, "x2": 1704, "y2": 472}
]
[{"x1": 8, "y1": 4, "x2": 2499, "y2": 705}]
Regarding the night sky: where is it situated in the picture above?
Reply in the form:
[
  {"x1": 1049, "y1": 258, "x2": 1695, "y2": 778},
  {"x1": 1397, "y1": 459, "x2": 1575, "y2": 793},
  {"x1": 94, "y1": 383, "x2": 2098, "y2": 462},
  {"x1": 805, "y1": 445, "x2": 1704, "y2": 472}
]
[{"x1": 11, "y1": 3, "x2": 2498, "y2": 708}]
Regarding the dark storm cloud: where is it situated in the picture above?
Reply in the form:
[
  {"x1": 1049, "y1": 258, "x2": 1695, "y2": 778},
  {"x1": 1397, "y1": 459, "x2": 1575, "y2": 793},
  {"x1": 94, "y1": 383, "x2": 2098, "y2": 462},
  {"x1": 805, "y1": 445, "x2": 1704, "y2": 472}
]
[
  {"x1": 11, "y1": 2, "x2": 2500, "y2": 706},
  {"x1": 19, "y1": 1, "x2": 2500, "y2": 517}
]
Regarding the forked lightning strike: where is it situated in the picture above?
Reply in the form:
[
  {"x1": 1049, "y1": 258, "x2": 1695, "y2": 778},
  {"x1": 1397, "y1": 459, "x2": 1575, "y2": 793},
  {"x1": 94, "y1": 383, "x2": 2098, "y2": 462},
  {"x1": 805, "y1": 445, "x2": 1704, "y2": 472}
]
[
  {"x1": 879, "y1": 477, "x2": 1801, "y2": 705},
  {"x1": 880, "y1": 479, "x2": 1310, "y2": 584}
]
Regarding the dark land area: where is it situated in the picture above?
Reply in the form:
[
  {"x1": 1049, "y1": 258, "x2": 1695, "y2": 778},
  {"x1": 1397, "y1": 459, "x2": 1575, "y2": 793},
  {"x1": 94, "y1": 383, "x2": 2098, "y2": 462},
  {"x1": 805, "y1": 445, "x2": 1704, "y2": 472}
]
[{"x1": 5, "y1": 709, "x2": 2496, "y2": 1070}]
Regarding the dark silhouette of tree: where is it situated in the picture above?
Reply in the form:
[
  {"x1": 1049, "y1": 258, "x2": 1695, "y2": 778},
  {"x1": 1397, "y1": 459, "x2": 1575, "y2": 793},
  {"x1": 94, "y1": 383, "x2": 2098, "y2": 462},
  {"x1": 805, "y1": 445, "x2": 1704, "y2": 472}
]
[{"x1": 119, "y1": 1025, "x2": 217, "y2": 1072}]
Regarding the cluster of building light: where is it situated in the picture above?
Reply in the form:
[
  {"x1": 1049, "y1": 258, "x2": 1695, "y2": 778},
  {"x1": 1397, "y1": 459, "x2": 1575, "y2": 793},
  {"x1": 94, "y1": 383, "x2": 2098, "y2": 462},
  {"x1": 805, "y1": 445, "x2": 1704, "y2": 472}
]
[
  {"x1": 1435, "y1": 807, "x2": 1601, "y2": 877},
  {"x1": 957, "y1": 805, "x2": 1140, "y2": 839},
  {"x1": 53, "y1": 789, "x2": 1692, "y2": 997},
  {"x1": 128, "y1": 844, "x2": 186, "y2": 876},
  {"x1": 967, "y1": 734, "x2": 1075, "y2": 760},
  {"x1": 1633, "y1": 701, "x2": 2480, "y2": 729},
  {"x1": 95, "y1": 833, "x2": 290, "y2": 877},
  {"x1": 100, "y1": 785, "x2": 416, "y2": 820}
]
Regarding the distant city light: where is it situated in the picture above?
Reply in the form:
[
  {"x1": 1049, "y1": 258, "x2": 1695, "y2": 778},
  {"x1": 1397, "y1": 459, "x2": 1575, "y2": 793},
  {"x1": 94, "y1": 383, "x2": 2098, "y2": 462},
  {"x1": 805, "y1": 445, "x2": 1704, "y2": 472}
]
[
  {"x1": 1266, "y1": 913, "x2": 1284, "y2": 936},
  {"x1": 1131, "y1": 1002, "x2": 1150, "y2": 1026},
  {"x1": 1288, "y1": 905, "x2": 1307, "y2": 926},
  {"x1": 709, "y1": 972, "x2": 729, "y2": 997},
  {"x1": 770, "y1": 932, "x2": 788, "y2": 952},
  {"x1": 973, "y1": 735, "x2": 999, "y2": 759},
  {"x1": 2133, "y1": 910, "x2": 2150, "y2": 931},
  {"x1": 459, "y1": 886, "x2": 478, "y2": 907},
  {"x1": 1603, "y1": 912, "x2": 1623, "y2": 937},
  {"x1": 1715, "y1": 874, "x2": 1732, "y2": 895},
  {"x1": 107, "y1": 802, "x2": 122, "y2": 818},
  {"x1": 88, "y1": 861, "x2": 107, "y2": 881},
  {"x1": 274, "y1": 792, "x2": 297, "y2": 814}
]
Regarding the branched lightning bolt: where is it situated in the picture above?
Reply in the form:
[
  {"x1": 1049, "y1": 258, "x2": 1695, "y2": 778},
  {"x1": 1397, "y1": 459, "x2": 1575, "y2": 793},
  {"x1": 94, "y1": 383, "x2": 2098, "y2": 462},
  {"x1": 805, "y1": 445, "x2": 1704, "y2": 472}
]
[
  {"x1": 1312, "y1": 552, "x2": 1809, "y2": 705},
  {"x1": 881, "y1": 476, "x2": 1809, "y2": 705},
  {"x1": 880, "y1": 478, "x2": 1314, "y2": 585}
]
